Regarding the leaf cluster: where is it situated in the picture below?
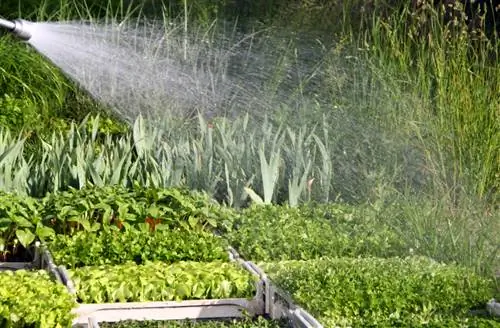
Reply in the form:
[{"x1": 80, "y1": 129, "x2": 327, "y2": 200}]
[
  {"x1": 69, "y1": 261, "x2": 256, "y2": 303},
  {"x1": 220, "y1": 203, "x2": 407, "y2": 261},
  {"x1": 0, "y1": 186, "x2": 219, "y2": 256},
  {"x1": 41, "y1": 186, "x2": 218, "y2": 234},
  {"x1": 0, "y1": 269, "x2": 76, "y2": 328},
  {"x1": 0, "y1": 192, "x2": 49, "y2": 258},
  {"x1": 261, "y1": 256, "x2": 498, "y2": 327},
  {"x1": 49, "y1": 227, "x2": 229, "y2": 268}
]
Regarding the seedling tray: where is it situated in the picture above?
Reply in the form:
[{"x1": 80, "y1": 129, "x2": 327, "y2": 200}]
[
  {"x1": 76, "y1": 258, "x2": 323, "y2": 328},
  {"x1": 240, "y1": 260, "x2": 323, "y2": 328},
  {"x1": 78, "y1": 298, "x2": 262, "y2": 326},
  {"x1": 43, "y1": 242, "x2": 323, "y2": 328},
  {"x1": 56, "y1": 250, "x2": 265, "y2": 327}
]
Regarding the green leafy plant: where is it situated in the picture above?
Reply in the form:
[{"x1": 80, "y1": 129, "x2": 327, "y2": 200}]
[
  {"x1": 49, "y1": 225, "x2": 229, "y2": 268},
  {"x1": 1, "y1": 186, "x2": 223, "y2": 261},
  {"x1": 0, "y1": 95, "x2": 37, "y2": 133},
  {"x1": 0, "y1": 269, "x2": 76, "y2": 327},
  {"x1": 69, "y1": 261, "x2": 256, "y2": 303},
  {"x1": 0, "y1": 192, "x2": 54, "y2": 261},
  {"x1": 220, "y1": 203, "x2": 407, "y2": 261},
  {"x1": 40, "y1": 186, "x2": 218, "y2": 235},
  {"x1": 0, "y1": 0, "x2": 496, "y2": 300},
  {"x1": 261, "y1": 256, "x2": 498, "y2": 327}
]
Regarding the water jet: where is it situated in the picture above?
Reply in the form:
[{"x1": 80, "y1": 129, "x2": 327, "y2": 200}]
[{"x1": 0, "y1": 18, "x2": 32, "y2": 41}]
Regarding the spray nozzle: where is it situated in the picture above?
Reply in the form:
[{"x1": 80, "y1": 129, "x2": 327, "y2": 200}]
[{"x1": 0, "y1": 18, "x2": 32, "y2": 41}]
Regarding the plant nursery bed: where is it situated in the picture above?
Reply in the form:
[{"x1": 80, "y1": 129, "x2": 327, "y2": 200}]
[
  {"x1": 64, "y1": 255, "x2": 324, "y2": 327},
  {"x1": 40, "y1": 187, "x2": 219, "y2": 235},
  {"x1": 92, "y1": 316, "x2": 291, "y2": 327},
  {"x1": 74, "y1": 299, "x2": 264, "y2": 326},
  {"x1": 65, "y1": 260, "x2": 267, "y2": 326},
  {"x1": 47, "y1": 226, "x2": 230, "y2": 268},
  {"x1": 219, "y1": 204, "x2": 408, "y2": 262},
  {"x1": 260, "y1": 256, "x2": 499, "y2": 327}
]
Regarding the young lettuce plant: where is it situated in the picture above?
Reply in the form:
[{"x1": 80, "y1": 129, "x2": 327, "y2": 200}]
[{"x1": 0, "y1": 269, "x2": 76, "y2": 326}]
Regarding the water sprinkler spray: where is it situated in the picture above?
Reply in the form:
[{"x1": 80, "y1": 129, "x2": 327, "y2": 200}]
[{"x1": 0, "y1": 18, "x2": 32, "y2": 41}]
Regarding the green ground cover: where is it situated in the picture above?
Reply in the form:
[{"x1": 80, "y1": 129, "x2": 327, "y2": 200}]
[
  {"x1": 0, "y1": 186, "x2": 498, "y2": 326},
  {"x1": 261, "y1": 257, "x2": 498, "y2": 327},
  {"x1": 0, "y1": 269, "x2": 76, "y2": 327}
]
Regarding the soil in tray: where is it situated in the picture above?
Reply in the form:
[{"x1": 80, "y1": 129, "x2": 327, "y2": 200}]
[
  {"x1": 0, "y1": 244, "x2": 34, "y2": 262},
  {"x1": 98, "y1": 317, "x2": 291, "y2": 328}
]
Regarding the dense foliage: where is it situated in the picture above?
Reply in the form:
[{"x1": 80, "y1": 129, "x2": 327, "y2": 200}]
[
  {"x1": 220, "y1": 204, "x2": 408, "y2": 261},
  {"x1": 0, "y1": 186, "x2": 219, "y2": 260},
  {"x1": 0, "y1": 269, "x2": 76, "y2": 328},
  {"x1": 40, "y1": 186, "x2": 218, "y2": 234},
  {"x1": 0, "y1": 192, "x2": 45, "y2": 260},
  {"x1": 69, "y1": 261, "x2": 256, "y2": 303},
  {"x1": 49, "y1": 226, "x2": 229, "y2": 268},
  {"x1": 98, "y1": 317, "x2": 289, "y2": 328},
  {"x1": 261, "y1": 257, "x2": 498, "y2": 327},
  {"x1": 0, "y1": 0, "x2": 498, "y2": 201}
]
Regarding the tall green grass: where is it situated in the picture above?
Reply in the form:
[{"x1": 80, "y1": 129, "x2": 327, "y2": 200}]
[
  {"x1": 362, "y1": 3, "x2": 499, "y2": 202},
  {"x1": 349, "y1": 2, "x2": 499, "y2": 278},
  {"x1": 0, "y1": 35, "x2": 67, "y2": 133},
  {"x1": 0, "y1": 0, "x2": 146, "y2": 137}
]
